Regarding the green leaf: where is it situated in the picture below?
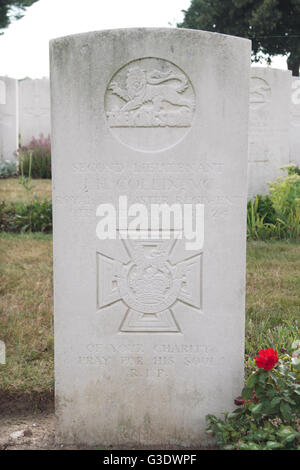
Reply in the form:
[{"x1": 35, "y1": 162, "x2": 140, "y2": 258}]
[
  {"x1": 280, "y1": 402, "x2": 292, "y2": 421},
  {"x1": 250, "y1": 403, "x2": 263, "y2": 415},
  {"x1": 228, "y1": 408, "x2": 244, "y2": 417},
  {"x1": 247, "y1": 374, "x2": 258, "y2": 388},
  {"x1": 266, "y1": 441, "x2": 282, "y2": 450},
  {"x1": 267, "y1": 389, "x2": 277, "y2": 398},
  {"x1": 261, "y1": 401, "x2": 272, "y2": 414},
  {"x1": 282, "y1": 396, "x2": 296, "y2": 406},
  {"x1": 270, "y1": 372, "x2": 278, "y2": 384},
  {"x1": 270, "y1": 397, "x2": 281, "y2": 408},
  {"x1": 242, "y1": 387, "x2": 253, "y2": 400},
  {"x1": 284, "y1": 434, "x2": 298, "y2": 444},
  {"x1": 216, "y1": 422, "x2": 225, "y2": 431},
  {"x1": 247, "y1": 442, "x2": 261, "y2": 450},
  {"x1": 223, "y1": 444, "x2": 235, "y2": 450},
  {"x1": 252, "y1": 430, "x2": 264, "y2": 440},
  {"x1": 277, "y1": 426, "x2": 297, "y2": 439},
  {"x1": 258, "y1": 371, "x2": 268, "y2": 384},
  {"x1": 239, "y1": 442, "x2": 261, "y2": 450}
]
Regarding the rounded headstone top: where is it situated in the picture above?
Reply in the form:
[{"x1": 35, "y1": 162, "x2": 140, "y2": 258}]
[{"x1": 50, "y1": 26, "x2": 251, "y2": 46}]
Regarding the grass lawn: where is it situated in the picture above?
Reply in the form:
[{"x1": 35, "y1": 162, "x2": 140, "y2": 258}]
[
  {"x1": 0, "y1": 233, "x2": 299, "y2": 403},
  {"x1": 0, "y1": 178, "x2": 52, "y2": 203},
  {"x1": 245, "y1": 241, "x2": 299, "y2": 368},
  {"x1": 0, "y1": 233, "x2": 53, "y2": 402}
]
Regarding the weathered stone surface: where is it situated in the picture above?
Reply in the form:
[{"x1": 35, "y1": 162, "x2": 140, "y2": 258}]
[
  {"x1": 50, "y1": 28, "x2": 250, "y2": 448},
  {"x1": 0, "y1": 80, "x2": 5, "y2": 105},
  {"x1": 248, "y1": 68, "x2": 292, "y2": 199},
  {"x1": 18, "y1": 78, "x2": 51, "y2": 145},
  {"x1": 0, "y1": 77, "x2": 18, "y2": 162},
  {"x1": 290, "y1": 77, "x2": 300, "y2": 167}
]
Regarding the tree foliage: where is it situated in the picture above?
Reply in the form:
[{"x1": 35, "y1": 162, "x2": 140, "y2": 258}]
[
  {"x1": 178, "y1": 0, "x2": 300, "y2": 76},
  {"x1": 0, "y1": 0, "x2": 39, "y2": 32}
]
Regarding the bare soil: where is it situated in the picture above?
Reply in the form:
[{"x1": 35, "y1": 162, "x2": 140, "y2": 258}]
[{"x1": 0, "y1": 411, "x2": 57, "y2": 450}]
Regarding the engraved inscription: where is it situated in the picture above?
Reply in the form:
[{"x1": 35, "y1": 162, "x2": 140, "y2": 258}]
[
  {"x1": 105, "y1": 57, "x2": 195, "y2": 152},
  {"x1": 77, "y1": 343, "x2": 218, "y2": 377},
  {"x1": 97, "y1": 238, "x2": 202, "y2": 333}
]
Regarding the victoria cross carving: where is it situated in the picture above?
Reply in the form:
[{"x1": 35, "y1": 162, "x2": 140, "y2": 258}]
[{"x1": 97, "y1": 238, "x2": 202, "y2": 333}]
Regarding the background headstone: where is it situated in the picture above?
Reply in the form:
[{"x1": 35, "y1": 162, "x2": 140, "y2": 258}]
[
  {"x1": 0, "y1": 341, "x2": 6, "y2": 365},
  {"x1": 0, "y1": 80, "x2": 5, "y2": 105},
  {"x1": 0, "y1": 77, "x2": 18, "y2": 162},
  {"x1": 290, "y1": 77, "x2": 300, "y2": 167},
  {"x1": 19, "y1": 78, "x2": 51, "y2": 145},
  {"x1": 51, "y1": 28, "x2": 250, "y2": 447},
  {"x1": 248, "y1": 68, "x2": 292, "y2": 199}
]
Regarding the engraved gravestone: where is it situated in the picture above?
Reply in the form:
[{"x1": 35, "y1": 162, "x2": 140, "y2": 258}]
[
  {"x1": 51, "y1": 28, "x2": 250, "y2": 447},
  {"x1": 248, "y1": 68, "x2": 292, "y2": 199},
  {"x1": 0, "y1": 77, "x2": 18, "y2": 162},
  {"x1": 19, "y1": 78, "x2": 51, "y2": 145},
  {"x1": 290, "y1": 77, "x2": 300, "y2": 166}
]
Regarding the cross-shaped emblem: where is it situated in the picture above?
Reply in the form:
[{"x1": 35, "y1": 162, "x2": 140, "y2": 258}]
[{"x1": 96, "y1": 237, "x2": 202, "y2": 333}]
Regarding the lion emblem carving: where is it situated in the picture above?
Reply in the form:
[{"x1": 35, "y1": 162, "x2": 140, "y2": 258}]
[
  {"x1": 106, "y1": 62, "x2": 195, "y2": 129},
  {"x1": 108, "y1": 66, "x2": 194, "y2": 113}
]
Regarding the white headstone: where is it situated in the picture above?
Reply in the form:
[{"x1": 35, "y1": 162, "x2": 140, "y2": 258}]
[
  {"x1": 0, "y1": 341, "x2": 6, "y2": 365},
  {"x1": 0, "y1": 80, "x2": 6, "y2": 104},
  {"x1": 51, "y1": 28, "x2": 251, "y2": 447},
  {"x1": 290, "y1": 77, "x2": 300, "y2": 166},
  {"x1": 18, "y1": 78, "x2": 51, "y2": 145},
  {"x1": 0, "y1": 77, "x2": 18, "y2": 162},
  {"x1": 248, "y1": 68, "x2": 292, "y2": 199}
]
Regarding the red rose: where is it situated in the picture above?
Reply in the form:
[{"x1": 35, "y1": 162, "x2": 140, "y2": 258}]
[
  {"x1": 254, "y1": 348, "x2": 279, "y2": 371},
  {"x1": 234, "y1": 396, "x2": 245, "y2": 406}
]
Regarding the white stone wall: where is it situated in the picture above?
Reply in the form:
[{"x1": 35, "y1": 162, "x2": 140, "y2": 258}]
[
  {"x1": 247, "y1": 68, "x2": 292, "y2": 199},
  {"x1": 0, "y1": 79, "x2": 5, "y2": 105},
  {"x1": 290, "y1": 77, "x2": 300, "y2": 167},
  {"x1": 0, "y1": 77, "x2": 18, "y2": 162},
  {"x1": 18, "y1": 78, "x2": 51, "y2": 146}
]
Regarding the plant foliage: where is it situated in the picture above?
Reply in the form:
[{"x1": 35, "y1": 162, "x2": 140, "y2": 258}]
[
  {"x1": 0, "y1": 160, "x2": 17, "y2": 178},
  {"x1": 0, "y1": 0, "x2": 38, "y2": 32},
  {"x1": 247, "y1": 165, "x2": 300, "y2": 240},
  {"x1": 207, "y1": 343, "x2": 300, "y2": 450},
  {"x1": 17, "y1": 134, "x2": 51, "y2": 179},
  {"x1": 0, "y1": 197, "x2": 52, "y2": 233},
  {"x1": 178, "y1": 0, "x2": 300, "y2": 75}
]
